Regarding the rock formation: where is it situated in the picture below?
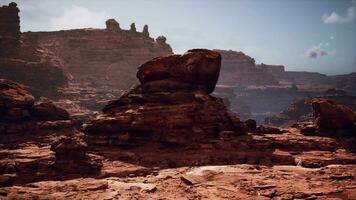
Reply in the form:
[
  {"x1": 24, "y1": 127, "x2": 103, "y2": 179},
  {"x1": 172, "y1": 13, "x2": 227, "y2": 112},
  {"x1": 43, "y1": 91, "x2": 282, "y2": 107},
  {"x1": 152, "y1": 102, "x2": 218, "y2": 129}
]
[
  {"x1": 214, "y1": 49, "x2": 279, "y2": 86},
  {"x1": 0, "y1": 79, "x2": 71, "y2": 134},
  {"x1": 267, "y1": 92, "x2": 356, "y2": 126},
  {"x1": 83, "y1": 49, "x2": 246, "y2": 145},
  {"x1": 142, "y1": 25, "x2": 149, "y2": 38},
  {"x1": 105, "y1": 19, "x2": 121, "y2": 32},
  {"x1": 312, "y1": 99, "x2": 356, "y2": 131},
  {"x1": 51, "y1": 137, "x2": 102, "y2": 174},
  {"x1": 0, "y1": 3, "x2": 67, "y2": 97},
  {"x1": 0, "y1": 2, "x2": 20, "y2": 58},
  {"x1": 19, "y1": 19, "x2": 173, "y2": 105}
]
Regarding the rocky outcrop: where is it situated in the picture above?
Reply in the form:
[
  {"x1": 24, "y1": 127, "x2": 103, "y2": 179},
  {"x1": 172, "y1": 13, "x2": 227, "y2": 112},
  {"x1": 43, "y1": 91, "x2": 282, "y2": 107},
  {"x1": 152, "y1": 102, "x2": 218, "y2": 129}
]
[
  {"x1": 0, "y1": 3, "x2": 68, "y2": 98},
  {"x1": 267, "y1": 94, "x2": 356, "y2": 126},
  {"x1": 83, "y1": 49, "x2": 246, "y2": 145},
  {"x1": 0, "y1": 2, "x2": 20, "y2": 58},
  {"x1": 0, "y1": 79, "x2": 71, "y2": 134},
  {"x1": 312, "y1": 99, "x2": 356, "y2": 131},
  {"x1": 137, "y1": 49, "x2": 221, "y2": 93},
  {"x1": 51, "y1": 137, "x2": 102, "y2": 174}
]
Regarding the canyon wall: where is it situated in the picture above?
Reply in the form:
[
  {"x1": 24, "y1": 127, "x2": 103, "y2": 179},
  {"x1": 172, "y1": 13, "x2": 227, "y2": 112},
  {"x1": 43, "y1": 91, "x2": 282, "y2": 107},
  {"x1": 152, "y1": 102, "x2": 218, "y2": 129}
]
[
  {"x1": 22, "y1": 19, "x2": 173, "y2": 90},
  {"x1": 0, "y1": 3, "x2": 67, "y2": 98},
  {"x1": 215, "y1": 49, "x2": 280, "y2": 86}
]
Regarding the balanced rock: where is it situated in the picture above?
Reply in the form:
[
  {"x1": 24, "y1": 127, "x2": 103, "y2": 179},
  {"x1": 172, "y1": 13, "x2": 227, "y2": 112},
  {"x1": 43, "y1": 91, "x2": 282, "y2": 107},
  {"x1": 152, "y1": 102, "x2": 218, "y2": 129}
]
[
  {"x1": 312, "y1": 99, "x2": 356, "y2": 130},
  {"x1": 83, "y1": 49, "x2": 246, "y2": 146},
  {"x1": 137, "y1": 49, "x2": 221, "y2": 93}
]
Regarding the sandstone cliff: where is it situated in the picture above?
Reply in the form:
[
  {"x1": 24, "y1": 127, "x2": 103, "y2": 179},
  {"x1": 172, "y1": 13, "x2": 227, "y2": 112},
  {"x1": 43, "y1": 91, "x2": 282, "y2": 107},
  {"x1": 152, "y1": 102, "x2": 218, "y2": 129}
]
[
  {"x1": 0, "y1": 3, "x2": 67, "y2": 97},
  {"x1": 215, "y1": 49, "x2": 279, "y2": 86},
  {"x1": 22, "y1": 19, "x2": 173, "y2": 90}
]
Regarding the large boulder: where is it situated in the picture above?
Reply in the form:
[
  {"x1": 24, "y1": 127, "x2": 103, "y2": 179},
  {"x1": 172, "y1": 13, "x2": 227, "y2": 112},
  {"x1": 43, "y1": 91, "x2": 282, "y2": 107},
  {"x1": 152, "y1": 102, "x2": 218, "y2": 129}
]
[
  {"x1": 137, "y1": 49, "x2": 221, "y2": 94},
  {"x1": 30, "y1": 101, "x2": 69, "y2": 121},
  {"x1": 0, "y1": 78, "x2": 72, "y2": 133},
  {"x1": 0, "y1": 79, "x2": 35, "y2": 111},
  {"x1": 312, "y1": 99, "x2": 356, "y2": 130},
  {"x1": 51, "y1": 137, "x2": 102, "y2": 174},
  {"x1": 83, "y1": 49, "x2": 246, "y2": 146}
]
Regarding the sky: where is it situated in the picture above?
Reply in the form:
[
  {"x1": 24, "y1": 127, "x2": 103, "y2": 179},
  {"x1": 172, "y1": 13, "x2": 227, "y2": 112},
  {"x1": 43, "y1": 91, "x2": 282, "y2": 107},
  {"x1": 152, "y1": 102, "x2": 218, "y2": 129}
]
[{"x1": 1, "y1": 0, "x2": 355, "y2": 75}]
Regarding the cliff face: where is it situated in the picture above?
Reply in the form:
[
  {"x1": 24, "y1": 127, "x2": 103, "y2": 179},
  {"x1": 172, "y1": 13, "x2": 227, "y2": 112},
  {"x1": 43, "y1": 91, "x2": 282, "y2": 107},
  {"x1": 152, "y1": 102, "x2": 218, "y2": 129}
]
[
  {"x1": 0, "y1": 2, "x2": 20, "y2": 58},
  {"x1": 215, "y1": 49, "x2": 279, "y2": 86},
  {"x1": 22, "y1": 19, "x2": 173, "y2": 90},
  {"x1": 0, "y1": 3, "x2": 67, "y2": 98}
]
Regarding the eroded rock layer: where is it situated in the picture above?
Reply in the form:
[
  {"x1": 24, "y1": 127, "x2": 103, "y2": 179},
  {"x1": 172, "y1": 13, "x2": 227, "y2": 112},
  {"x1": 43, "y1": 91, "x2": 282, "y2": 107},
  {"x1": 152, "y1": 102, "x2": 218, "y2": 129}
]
[
  {"x1": 83, "y1": 49, "x2": 246, "y2": 145},
  {"x1": 22, "y1": 19, "x2": 173, "y2": 90},
  {"x1": 0, "y1": 79, "x2": 73, "y2": 134},
  {"x1": 0, "y1": 3, "x2": 68, "y2": 97},
  {"x1": 0, "y1": 2, "x2": 20, "y2": 58}
]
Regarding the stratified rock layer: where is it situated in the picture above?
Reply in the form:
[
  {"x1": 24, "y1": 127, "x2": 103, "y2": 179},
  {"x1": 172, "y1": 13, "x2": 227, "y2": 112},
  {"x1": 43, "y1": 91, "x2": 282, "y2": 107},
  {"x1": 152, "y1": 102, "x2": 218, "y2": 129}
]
[
  {"x1": 312, "y1": 99, "x2": 356, "y2": 131},
  {"x1": 0, "y1": 79, "x2": 71, "y2": 134},
  {"x1": 22, "y1": 19, "x2": 173, "y2": 90},
  {"x1": 0, "y1": 2, "x2": 20, "y2": 57},
  {"x1": 0, "y1": 3, "x2": 68, "y2": 97},
  {"x1": 83, "y1": 49, "x2": 245, "y2": 145}
]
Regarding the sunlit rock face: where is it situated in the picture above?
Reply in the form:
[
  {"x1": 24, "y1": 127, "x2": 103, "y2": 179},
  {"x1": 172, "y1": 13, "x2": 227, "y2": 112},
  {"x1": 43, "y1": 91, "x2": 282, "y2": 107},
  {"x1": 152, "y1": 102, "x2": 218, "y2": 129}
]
[
  {"x1": 22, "y1": 19, "x2": 173, "y2": 90},
  {"x1": 83, "y1": 49, "x2": 247, "y2": 146}
]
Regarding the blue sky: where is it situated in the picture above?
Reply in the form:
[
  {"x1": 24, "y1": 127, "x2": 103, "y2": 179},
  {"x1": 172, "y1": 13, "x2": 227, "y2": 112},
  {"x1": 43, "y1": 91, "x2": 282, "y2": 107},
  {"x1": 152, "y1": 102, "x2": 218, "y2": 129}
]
[{"x1": 1, "y1": 0, "x2": 355, "y2": 75}]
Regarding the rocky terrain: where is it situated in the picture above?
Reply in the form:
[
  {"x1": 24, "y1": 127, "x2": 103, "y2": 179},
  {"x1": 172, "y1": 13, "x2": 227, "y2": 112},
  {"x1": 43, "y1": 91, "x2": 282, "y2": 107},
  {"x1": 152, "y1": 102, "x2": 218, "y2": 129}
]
[
  {"x1": 0, "y1": 49, "x2": 356, "y2": 199},
  {"x1": 1, "y1": 2, "x2": 173, "y2": 115},
  {"x1": 1, "y1": 2, "x2": 356, "y2": 199}
]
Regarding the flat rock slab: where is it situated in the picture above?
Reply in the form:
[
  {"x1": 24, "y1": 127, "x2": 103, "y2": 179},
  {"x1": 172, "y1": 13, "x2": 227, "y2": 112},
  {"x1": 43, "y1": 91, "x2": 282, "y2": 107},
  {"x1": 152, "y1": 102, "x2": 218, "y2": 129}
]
[{"x1": 1, "y1": 164, "x2": 355, "y2": 200}]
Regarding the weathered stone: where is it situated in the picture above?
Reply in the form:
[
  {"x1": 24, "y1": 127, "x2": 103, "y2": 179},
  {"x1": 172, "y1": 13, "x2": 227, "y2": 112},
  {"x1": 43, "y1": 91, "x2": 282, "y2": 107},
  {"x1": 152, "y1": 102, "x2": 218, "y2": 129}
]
[
  {"x1": 30, "y1": 101, "x2": 69, "y2": 121},
  {"x1": 137, "y1": 49, "x2": 221, "y2": 93},
  {"x1": 312, "y1": 99, "x2": 356, "y2": 130},
  {"x1": 83, "y1": 49, "x2": 245, "y2": 145},
  {"x1": 0, "y1": 2, "x2": 20, "y2": 58},
  {"x1": 51, "y1": 137, "x2": 102, "y2": 174},
  {"x1": 105, "y1": 19, "x2": 120, "y2": 32},
  {"x1": 0, "y1": 79, "x2": 35, "y2": 111},
  {"x1": 142, "y1": 24, "x2": 149, "y2": 38},
  {"x1": 245, "y1": 119, "x2": 257, "y2": 131},
  {"x1": 256, "y1": 125, "x2": 283, "y2": 134}
]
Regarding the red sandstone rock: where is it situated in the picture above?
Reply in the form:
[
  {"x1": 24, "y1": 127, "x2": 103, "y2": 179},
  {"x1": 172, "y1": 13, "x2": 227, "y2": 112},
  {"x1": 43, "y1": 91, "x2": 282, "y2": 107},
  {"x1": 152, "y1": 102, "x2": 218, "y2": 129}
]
[
  {"x1": 51, "y1": 137, "x2": 102, "y2": 174},
  {"x1": 256, "y1": 125, "x2": 283, "y2": 134},
  {"x1": 0, "y1": 2, "x2": 20, "y2": 58},
  {"x1": 137, "y1": 49, "x2": 221, "y2": 93},
  {"x1": 312, "y1": 99, "x2": 356, "y2": 130},
  {"x1": 83, "y1": 49, "x2": 245, "y2": 145},
  {"x1": 105, "y1": 19, "x2": 120, "y2": 32},
  {"x1": 31, "y1": 101, "x2": 69, "y2": 121},
  {"x1": 214, "y1": 49, "x2": 279, "y2": 86},
  {"x1": 0, "y1": 79, "x2": 35, "y2": 111},
  {"x1": 245, "y1": 119, "x2": 257, "y2": 131}
]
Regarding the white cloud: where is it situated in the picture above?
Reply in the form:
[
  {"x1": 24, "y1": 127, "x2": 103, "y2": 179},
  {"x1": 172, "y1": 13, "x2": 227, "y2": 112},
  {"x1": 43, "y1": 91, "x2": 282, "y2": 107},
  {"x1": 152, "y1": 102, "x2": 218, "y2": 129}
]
[
  {"x1": 330, "y1": 36, "x2": 335, "y2": 40},
  {"x1": 306, "y1": 43, "x2": 334, "y2": 59},
  {"x1": 322, "y1": 0, "x2": 356, "y2": 23},
  {"x1": 51, "y1": 6, "x2": 109, "y2": 30}
]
